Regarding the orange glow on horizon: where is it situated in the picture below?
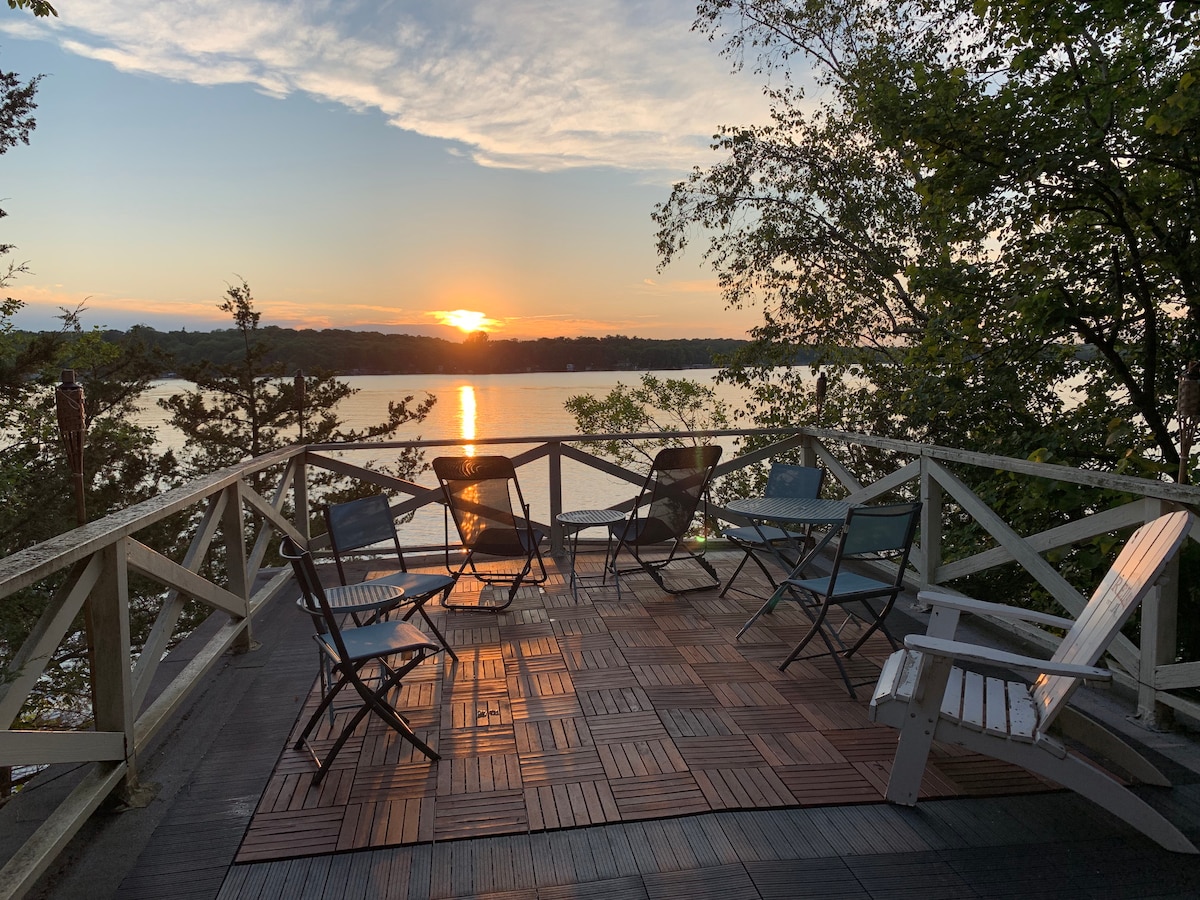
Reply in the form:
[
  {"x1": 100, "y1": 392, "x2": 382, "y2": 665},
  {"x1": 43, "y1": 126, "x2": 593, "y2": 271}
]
[{"x1": 434, "y1": 309, "x2": 495, "y2": 334}]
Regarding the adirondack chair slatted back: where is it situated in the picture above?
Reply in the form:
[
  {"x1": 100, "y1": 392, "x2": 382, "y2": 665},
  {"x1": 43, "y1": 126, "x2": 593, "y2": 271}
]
[{"x1": 1033, "y1": 510, "x2": 1191, "y2": 731}]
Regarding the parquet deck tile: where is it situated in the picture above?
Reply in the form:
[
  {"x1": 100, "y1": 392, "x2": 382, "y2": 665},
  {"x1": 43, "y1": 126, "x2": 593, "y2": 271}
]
[
  {"x1": 437, "y1": 754, "x2": 523, "y2": 794},
  {"x1": 659, "y1": 707, "x2": 743, "y2": 738},
  {"x1": 515, "y1": 717, "x2": 594, "y2": 753},
  {"x1": 597, "y1": 739, "x2": 689, "y2": 778},
  {"x1": 578, "y1": 686, "x2": 654, "y2": 716},
  {"x1": 518, "y1": 746, "x2": 607, "y2": 787},
  {"x1": 506, "y1": 669, "x2": 574, "y2": 698},
  {"x1": 673, "y1": 735, "x2": 765, "y2": 770},
  {"x1": 630, "y1": 664, "x2": 704, "y2": 687},
  {"x1": 571, "y1": 667, "x2": 641, "y2": 690},
  {"x1": 237, "y1": 551, "x2": 1070, "y2": 866},
  {"x1": 609, "y1": 772, "x2": 709, "y2": 818}
]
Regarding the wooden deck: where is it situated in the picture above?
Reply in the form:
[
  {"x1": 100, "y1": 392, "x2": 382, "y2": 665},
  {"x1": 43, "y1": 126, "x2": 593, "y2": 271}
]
[
  {"x1": 235, "y1": 550, "x2": 1050, "y2": 864},
  {"x1": 80, "y1": 548, "x2": 1200, "y2": 900}
]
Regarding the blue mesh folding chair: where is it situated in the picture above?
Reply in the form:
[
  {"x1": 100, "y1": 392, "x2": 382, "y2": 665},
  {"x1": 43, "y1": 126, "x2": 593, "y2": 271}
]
[{"x1": 324, "y1": 493, "x2": 456, "y2": 660}]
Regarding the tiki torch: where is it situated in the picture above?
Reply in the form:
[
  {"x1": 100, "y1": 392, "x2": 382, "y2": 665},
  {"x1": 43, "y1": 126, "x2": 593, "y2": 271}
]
[
  {"x1": 295, "y1": 369, "x2": 306, "y2": 442},
  {"x1": 55, "y1": 369, "x2": 87, "y2": 525}
]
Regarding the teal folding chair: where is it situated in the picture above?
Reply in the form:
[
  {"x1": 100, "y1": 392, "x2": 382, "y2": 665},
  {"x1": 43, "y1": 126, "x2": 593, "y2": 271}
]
[
  {"x1": 775, "y1": 501, "x2": 921, "y2": 696},
  {"x1": 324, "y1": 493, "x2": 456, "y2": 659}
]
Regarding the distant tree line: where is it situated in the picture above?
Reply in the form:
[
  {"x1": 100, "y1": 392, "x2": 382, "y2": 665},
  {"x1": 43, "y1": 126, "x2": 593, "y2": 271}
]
[{"x1": 16, "y1": 327, "x2": 763, "y2": 376}]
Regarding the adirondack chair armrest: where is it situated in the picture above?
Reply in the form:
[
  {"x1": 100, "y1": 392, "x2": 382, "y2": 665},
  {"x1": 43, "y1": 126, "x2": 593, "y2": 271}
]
[
  {"x1": 918, "y1": 590, "x2": 1076, "y2": 631},
  {"x1": 903, "y1": 634, "x2": 1113, "y2": 681}
]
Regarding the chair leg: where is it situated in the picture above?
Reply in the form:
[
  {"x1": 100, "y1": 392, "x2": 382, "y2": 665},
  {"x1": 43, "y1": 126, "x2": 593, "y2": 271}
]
[
  {"x1": 843, "y1": 595, "x2": 902, "y2": 657},
  {"x1": 779, "y1": 598, "x2": 858, "y2": 698},
  {"x1": 301, "y1": 652, "x2": 440, "y2": 784},
  {"x1": 403, "y1": 595, "x2": 458, "y2": 661}
]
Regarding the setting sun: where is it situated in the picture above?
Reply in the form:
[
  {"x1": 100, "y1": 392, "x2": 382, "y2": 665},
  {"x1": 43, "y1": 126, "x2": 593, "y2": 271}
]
[{"x1": 435, "y1": 309, "x2": 492, "y2": 334}]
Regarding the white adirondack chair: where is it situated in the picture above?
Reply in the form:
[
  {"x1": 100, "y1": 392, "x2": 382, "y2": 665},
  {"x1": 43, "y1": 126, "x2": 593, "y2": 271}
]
[{"x1": 870, "y1": 509, "x2": 1197, "y2": 854}]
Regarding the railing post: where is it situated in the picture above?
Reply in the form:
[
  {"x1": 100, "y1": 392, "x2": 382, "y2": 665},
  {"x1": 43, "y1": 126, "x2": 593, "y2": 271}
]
[
  {"x1": 799, "y1": 435, "x2": 818, "y2": 469},
  {"x1": 222, "y1": 480, "x2": 254, "y2": 654},
  {"x1": 919, "y1": 453, "x2": 942, "y2": 597},
  {"x1": 93, "y1": 540, "x2": 137, "y2": 793},
  {"x1": 549, "y1": 442, "x2": 564, "y2": 554},
  {"x1": 1137, "y1": 498, "x2": 1178, "y2": 726},
  {"x1": 294, "y1": 448, "x2": 310, "y2": 541}
]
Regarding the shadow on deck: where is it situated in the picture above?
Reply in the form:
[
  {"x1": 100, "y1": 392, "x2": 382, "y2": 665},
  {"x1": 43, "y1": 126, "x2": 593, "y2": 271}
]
[{"x1": 22, "y1": 550, "x2": 1200, "y2": 899}]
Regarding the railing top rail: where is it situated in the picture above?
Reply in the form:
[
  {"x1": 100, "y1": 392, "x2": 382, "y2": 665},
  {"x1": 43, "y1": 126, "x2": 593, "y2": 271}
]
[
  {"x1": 0, "y1": 445, "x2": 304, "y2": 597},
  {"x1": 310, "y1": 426, "x2": 1200, "y2": 506}
]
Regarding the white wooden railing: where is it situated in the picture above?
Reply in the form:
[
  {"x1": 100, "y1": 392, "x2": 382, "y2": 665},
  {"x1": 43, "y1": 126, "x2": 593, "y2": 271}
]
[{"x1": 2, "y1": 427, "x2": 1200, "y2": 898}]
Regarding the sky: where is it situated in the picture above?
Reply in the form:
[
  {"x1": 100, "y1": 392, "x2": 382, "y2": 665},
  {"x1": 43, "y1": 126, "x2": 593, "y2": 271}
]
[{"x1": 0, "y1": 1, "x2": 776, "y2": 341}]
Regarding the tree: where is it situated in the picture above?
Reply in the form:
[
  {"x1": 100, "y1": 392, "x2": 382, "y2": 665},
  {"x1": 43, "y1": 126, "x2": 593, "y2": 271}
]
[
  {"x1": 7, "y1": 1, "x2": 57, "y2": 17},
  {"x1": 656, "y1": 0, "x2": 1200, "y2": 479},
  {"x1": 159, "y1": 280, "x2": 436, "y2": 521}
]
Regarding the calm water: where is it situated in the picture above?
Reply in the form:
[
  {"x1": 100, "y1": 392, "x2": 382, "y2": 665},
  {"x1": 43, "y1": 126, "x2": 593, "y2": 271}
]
[{"x1": 134, "y1": 370, "x2": 754, "y2": 546}]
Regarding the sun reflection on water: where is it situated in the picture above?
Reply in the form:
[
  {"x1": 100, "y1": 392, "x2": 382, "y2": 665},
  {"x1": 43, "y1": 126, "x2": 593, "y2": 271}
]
[{"x1": 459, "y1": 385, "x2": 476, "y2": 455}]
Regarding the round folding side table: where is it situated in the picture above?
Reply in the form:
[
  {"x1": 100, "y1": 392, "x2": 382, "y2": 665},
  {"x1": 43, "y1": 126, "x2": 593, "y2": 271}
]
[{"x1": 556, "y1": 508, "x2": 626, "y2": 599}]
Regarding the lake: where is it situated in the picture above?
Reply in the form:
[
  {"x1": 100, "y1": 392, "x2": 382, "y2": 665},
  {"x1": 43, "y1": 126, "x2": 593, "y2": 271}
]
[{"x1": 133, "y1": 369, "x2": 761, "y2": 546}]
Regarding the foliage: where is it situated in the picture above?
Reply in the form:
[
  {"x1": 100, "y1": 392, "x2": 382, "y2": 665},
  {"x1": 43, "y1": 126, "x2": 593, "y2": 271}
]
[
  {"x1": 564, "y1": 373, "x2": 733, "y2": 468},
  {"x1": 158, "y1": 280, "x2": 436, "y2": 526},
  {"x1": 660, "y1": 0, "x2": 1200, "y2": 473},
  {"x1": 6, "y1": 0, "x2": 56, "y2": 16},
  {"x1": 651, "y1": 0, "x2": 1200, "y2": 602}
]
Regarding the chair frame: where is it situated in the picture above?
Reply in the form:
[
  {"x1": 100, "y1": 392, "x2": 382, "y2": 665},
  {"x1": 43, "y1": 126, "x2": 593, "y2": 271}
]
[
  {"x1": 609, "y1": 445, "x2": 723, "y2": 595},
  {"x1": 773, "y1": 500, "x2": 922, "y2": 695},
  {"x1": 281, "y1": 536, "x2": 441, "y2": 784},
  {"x1": 719, "y1": 462, "x2": 825, "y2": 597},
  {"x1": 324, "y1": 493, "x2": 457, "y2": 659},
  {"x1": 433, "y1": 455, "x2": 548, "y2": 611}
]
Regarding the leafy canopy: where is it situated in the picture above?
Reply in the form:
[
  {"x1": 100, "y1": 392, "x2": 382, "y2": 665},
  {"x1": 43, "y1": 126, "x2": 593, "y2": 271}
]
[{"x1": 658, "y1": 0, "x2": 1200, "y2": 479}]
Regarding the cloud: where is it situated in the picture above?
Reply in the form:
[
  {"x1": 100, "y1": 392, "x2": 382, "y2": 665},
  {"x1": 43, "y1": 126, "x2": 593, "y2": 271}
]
[{"x1": 15, "y1": 0, "x2": 769, "y2": 174}]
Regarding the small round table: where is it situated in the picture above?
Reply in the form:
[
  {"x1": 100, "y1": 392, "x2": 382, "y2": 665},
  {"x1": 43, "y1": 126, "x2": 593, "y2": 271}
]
[{"x1": 556, "y1": 509, "x2": 626, "y2": 599}]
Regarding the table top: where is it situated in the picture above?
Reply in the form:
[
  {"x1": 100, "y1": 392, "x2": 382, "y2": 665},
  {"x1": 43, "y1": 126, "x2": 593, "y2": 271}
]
[
  {"x1": 557, "y1": 508, "x2": 627, "y2": 526},
  {"x1": 324, "y1": 581, "x2": 406, "y2": 612},
  {"x1": 725, "y1": 497, "x2": 852, "y2": 526}
]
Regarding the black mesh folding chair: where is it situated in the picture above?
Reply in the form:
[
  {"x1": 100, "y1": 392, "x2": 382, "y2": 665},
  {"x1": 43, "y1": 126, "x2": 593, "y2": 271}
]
[
  {"x1": 281, "y1": 536, "x2": 441, "y2": 783},
  {"x1": 608, "y1": 445, "x2": 723, "y2": 594},
  {"x1": 324, "y1": 493, "x2": 456, "y2": 660},
  {"x1": 719, "y1": 462, "x2": 825, "y2": 597},
  {"x1": 772, "y1": 501, "x2": 921, "y2": 696},
  {"x1": 432, "y1": 455, "x2": 547, "y2": 611}
]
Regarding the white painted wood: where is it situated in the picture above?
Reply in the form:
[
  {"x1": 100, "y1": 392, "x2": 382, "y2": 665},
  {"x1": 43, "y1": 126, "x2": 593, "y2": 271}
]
[
  {"x1": 962, "y1": 670, "x2": 985, "y2": 731},
  {"x1": 941, "y1": 665, "x2": 963, "y2": 720},
  {"x1": 984, "y1": 676, "x2": 1008, "y2": 737},
  {"x1": 124, "y1": 539, "x2": 248, "y2": 618},
  {"x1": 918, "y1": 590, "x2": 1076, "y2": 631},
  {"x1": 0, "y1": 554, "x2": 101, "y2": 728},
  {"x1": 0, "y1": 730, "x2": 125, "y2": 764},
  {"x1": 903, "y1": 635, "x2": 1112, "y2": 680},
  {"x1": 1007, "y1": 682, "x2": 1037, "y2": 741}
]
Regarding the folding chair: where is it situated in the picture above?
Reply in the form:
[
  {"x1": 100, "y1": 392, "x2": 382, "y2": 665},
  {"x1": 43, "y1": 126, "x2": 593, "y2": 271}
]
[
  {"x1": 432, "y1": 455, "x2": 547, "y2": 611},
  {"x1": 719, "y1": 463, "x2": 824, "y2": 597},
  {"x1": 281, "y1": 537, "x2": 441, "y2": 783},
  {"x1": 609, "y1": 445, "x2": 723, "y2": 594},
  {"x1": 324, "y1": 494, "x2": 457, "y2": 660},
  {"x1": 773, "y1": 501, "x2": 921, "y2": 696}
]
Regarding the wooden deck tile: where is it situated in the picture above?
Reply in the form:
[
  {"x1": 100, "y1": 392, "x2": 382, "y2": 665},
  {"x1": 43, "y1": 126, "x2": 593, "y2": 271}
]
[{"x1": 235, "y1": 553, "x2": 1068, "y2": 866}]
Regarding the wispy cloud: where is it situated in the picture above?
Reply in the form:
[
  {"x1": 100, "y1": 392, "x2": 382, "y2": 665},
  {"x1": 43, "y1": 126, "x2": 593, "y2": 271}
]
[{"x1": 15, "y1": 0, "x2": 768, "y2": 174}]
